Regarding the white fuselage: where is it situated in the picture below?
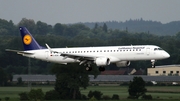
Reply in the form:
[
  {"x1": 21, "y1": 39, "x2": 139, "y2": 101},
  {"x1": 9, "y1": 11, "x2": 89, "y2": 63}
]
[{"x1": 23, "y1": 45, "x2": 170, "y2": 64}]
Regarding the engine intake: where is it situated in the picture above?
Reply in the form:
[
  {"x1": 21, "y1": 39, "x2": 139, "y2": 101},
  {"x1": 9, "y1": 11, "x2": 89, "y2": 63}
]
[{"x1": 95, "y1": 57, "x2": 110, "y2": 66}]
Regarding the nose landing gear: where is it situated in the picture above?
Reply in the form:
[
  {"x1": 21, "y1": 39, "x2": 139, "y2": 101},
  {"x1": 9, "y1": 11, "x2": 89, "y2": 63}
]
[{"x1": 151, "y1": 60, "x2": 156, "y2": 68}]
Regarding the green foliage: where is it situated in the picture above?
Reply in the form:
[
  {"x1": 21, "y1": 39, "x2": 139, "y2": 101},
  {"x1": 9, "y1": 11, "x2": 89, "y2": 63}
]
[
  {"x1": 17, "y1": 77, "x2": 23, "y2": 85},
  {"x1": 103, "y1": 23, "x2": 108, "y2": 32},
  {"x1": 52, "y1": 63, "x2": 99, "y2": 100},
  {"x1": 19, "y1": 92, "x2": 29, "y2": 101},
  {"x1": 0, "y1": 67, "x2": 8, "y2": 86},
  {"x1": 128, "y1": 77, "x2": 147, "y2": 99},
  {"x1": 141, "y1": 94, "x2": 153, "y2": 100},
  {"x1": 112, "y1": 94, "x2": 119, "y2": 100},
  {"x1": 88, "y1": 90, "x2": 103, "y2": 100},
  {"x1": 81, "y1": 94, "x2": 87, "y2": 100},
  {"x1": 28, "y1": 89, "x2": 44, "y2": 101},
  {"x1": 44, "y1": 90, "x2": 60, "y2": 100},
  {"x1": 102, "y1": 95, "x2": 111, "y2": 100},
  {"x1": 4, "y1": 97, "x2": 9, "y2": 101}
]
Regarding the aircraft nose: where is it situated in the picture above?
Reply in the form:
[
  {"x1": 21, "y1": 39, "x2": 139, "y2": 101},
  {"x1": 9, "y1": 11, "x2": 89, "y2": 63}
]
[{"x1": 163, "y1": 51, "x2": 170, "y2": 58}]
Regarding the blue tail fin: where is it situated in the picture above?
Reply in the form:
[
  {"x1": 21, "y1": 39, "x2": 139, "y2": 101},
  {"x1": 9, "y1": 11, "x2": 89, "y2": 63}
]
[{"x1": 19, "y1": 27, "x2": 44, "y2": 51}]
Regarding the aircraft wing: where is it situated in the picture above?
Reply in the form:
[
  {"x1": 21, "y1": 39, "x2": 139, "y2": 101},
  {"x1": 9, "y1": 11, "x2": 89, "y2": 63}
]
[
  {"x1": 60, "y1": 53, "x2": 101, "y2": 61},
  {"x1": 60, "y1": 53, "x2": 106, "y2": 65},
  {"x1": 5, "y1": 49, "x2": 34, "y2": 55}
]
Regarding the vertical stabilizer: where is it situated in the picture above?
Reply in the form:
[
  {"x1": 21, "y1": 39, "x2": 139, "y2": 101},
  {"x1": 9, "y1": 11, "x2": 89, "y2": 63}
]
[{"x1": 19, "y1": 27, "x2": 43, "y2": 50}]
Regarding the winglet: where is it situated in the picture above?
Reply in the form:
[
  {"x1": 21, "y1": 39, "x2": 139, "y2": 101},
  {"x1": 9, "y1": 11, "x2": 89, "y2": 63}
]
[
  {"x1": 45, "y1": 43, "x2": 59, "y2": 54},
  {"x1": 45, "y1": 43, "x2": 52, "y2": 52}
]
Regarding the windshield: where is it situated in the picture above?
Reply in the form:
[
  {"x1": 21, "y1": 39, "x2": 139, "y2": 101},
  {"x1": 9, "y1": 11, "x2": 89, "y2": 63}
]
[{"x1": 154, "y1": 48, "x2": 163, "y2": 51}]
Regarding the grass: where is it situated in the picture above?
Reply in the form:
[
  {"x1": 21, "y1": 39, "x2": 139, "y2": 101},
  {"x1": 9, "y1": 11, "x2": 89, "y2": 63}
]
[
  {"x1": 0, "y1": 86, "x2": 180, "y2": 101},
  {"x1": 0, "y1": 86, "x2": 53, "y2": 101}
]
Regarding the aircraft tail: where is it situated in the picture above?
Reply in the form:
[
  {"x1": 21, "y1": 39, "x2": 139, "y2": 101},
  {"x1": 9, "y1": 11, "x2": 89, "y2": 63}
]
[{"x1": 19, "y1": 27, "x2": 44, "y2": 51}]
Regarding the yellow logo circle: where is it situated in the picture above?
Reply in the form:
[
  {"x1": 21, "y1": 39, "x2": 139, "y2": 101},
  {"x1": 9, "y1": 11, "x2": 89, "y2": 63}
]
[{"x1": 23, "y1": 34, "x2": 32, "y2": 45}]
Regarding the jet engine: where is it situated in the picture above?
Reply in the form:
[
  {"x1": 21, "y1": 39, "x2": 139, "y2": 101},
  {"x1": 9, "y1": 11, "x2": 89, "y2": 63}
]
[
  {"x1": 116, "y1": 61, "x2": 130, "y2": 67},
  {"x1": 95, "y1": 57, "x2": 110, "y2": 66}
]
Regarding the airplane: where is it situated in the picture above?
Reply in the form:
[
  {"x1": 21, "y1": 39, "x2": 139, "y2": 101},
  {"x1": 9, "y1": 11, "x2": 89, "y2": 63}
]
[{"x1": 6, "y1": 27, "x2": 170, "y2": 71}]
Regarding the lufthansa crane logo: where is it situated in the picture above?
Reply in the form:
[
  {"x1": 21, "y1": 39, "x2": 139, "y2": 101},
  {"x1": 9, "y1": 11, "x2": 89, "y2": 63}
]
[{"x1": 23, "y1": 34, "x2": 32, "y2": 45}]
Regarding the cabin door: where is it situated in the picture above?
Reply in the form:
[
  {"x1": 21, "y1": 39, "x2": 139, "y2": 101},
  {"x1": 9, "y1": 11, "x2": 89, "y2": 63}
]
[
  {"x1": 45, "y1": 51, "x2": 49, "y2": 59},
  {"x1": 146, "y1": 47, "x2": 150, "y2": 55}
]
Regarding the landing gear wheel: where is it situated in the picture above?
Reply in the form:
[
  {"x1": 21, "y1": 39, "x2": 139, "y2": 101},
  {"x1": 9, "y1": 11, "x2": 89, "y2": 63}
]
[
  {"x1": 152, "y1": 65, "x2": 155, "y2": 68},
  {"x1": 99, "y1": 67, "x2": 105, "y2": 72},
  {"x1": 86, "y1": 66, "x2": 92, "y2": 71}
]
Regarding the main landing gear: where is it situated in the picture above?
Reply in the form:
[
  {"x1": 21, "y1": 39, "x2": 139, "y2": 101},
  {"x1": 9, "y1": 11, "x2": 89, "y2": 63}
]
[
  {"x1": 86, "y1": 66, "x2": 92, "y2": 71},
  {"x1": 85, "y1": 64, "x2": 92, "y2": 71},
  {"x1": 84, "y1": 64, "x2": 105, "y2": 72}
]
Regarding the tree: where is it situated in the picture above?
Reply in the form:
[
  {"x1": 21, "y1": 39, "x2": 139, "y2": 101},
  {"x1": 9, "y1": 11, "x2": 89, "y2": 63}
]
[
  {"x1": 54, "y1": 23, "x2": 64, "y2": 35},
  {"x1": 36, "y1": 21, "x2": 51, "y2": 35},
  {"x1": 19, "y1": 92, "x2": 29, "y2": 101},
  {"x1": 0, "y1": 67, "x2": 7, "y2": 86},
  {"x1": 51, "y1": 63, "x2": 99, "y2": 100},
  {"x1": 88, "y1": 90, "x2": 103, "y2": 100},
  {"x1": 45, "y1": 90, "x2": 60, "y2": 100},
  {"x1": 128, "y1": 77, "x2": 147, "y2": 99},
  {"x1": 17, "y1": 77, "x2": 23, "y2": 85},
  {"x1": 103, "y1": 23, "x2": 108, "y2": 32},
  {"x1": 18, "y1": 18, "x2": 36, "y2": 34},
  {"x1": 28, "y1": 89, "x2": 44, "y2": 101}
]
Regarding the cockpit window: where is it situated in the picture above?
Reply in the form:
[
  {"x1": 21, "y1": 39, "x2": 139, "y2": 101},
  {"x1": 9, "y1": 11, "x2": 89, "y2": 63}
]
[{"x1": 154, "y1": 48, "x2": 163, "y2": 51}]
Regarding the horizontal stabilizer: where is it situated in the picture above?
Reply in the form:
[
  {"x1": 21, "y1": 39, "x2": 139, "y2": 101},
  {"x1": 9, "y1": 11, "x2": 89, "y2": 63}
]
[{"x1": 5, "y1": 49, "x2": 34, "y2": 55}]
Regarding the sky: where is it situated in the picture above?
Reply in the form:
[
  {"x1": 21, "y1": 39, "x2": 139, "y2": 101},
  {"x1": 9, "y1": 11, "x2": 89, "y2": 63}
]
[{"x1": 0, "y1": 0, "x2": 180, "y2": 25}]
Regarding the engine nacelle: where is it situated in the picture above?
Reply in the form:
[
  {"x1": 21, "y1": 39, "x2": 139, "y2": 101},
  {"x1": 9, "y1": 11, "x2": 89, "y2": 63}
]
[
  {"x1": 95, "y1": 57, "x2": 110, "y2": 66},
  {"x1": 116, "y1": 61, "x2": 130, "y2": 67}
]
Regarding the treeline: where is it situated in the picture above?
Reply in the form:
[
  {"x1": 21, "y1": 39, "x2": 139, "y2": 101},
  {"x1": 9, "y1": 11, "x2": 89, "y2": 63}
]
[
  {"x1": 84, "y1": 18, "x2": 180, "y2": 35},
  {"x1": 0, "y1": 18, "x2": 180, "y2": 75}
]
